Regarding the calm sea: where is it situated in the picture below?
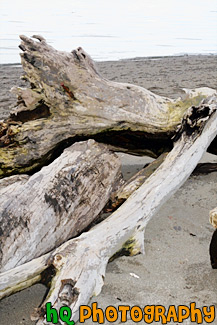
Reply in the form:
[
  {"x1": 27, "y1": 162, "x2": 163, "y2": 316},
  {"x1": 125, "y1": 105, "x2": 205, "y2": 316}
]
[{"x1": 0, "y1": 0, "x2": 217, "y2": 64}]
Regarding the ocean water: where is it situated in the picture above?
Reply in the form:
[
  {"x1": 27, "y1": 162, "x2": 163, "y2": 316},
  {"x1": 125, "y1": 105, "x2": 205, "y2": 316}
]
[{"x1": 0, "y1": 0, "x2": 217, "y2": 64}]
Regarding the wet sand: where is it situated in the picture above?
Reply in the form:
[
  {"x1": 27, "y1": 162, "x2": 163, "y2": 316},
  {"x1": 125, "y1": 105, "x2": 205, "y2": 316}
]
[{"x1": 0, "y1": 55, "x2": 217, "y2": 324}]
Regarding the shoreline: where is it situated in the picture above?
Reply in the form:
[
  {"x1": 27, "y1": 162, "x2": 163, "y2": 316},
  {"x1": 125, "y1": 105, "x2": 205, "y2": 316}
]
[
  {"x1": 1, "y1": 53, "x2": 217, "y2": 66},
  {"x1": 1, "y1": 54, "x2": 217, "y2": 121},
  {"x1": 0, "y1": 54, "x2": 217, "y2": 324}
]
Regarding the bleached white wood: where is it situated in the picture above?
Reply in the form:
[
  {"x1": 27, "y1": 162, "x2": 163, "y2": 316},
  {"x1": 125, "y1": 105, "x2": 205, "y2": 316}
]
[
  {"x1": 0, "y1": 254, "x2": 49, "y2": 299},
  {"x1": 107, "y1": 152, "x2": 168, "y2": 210},
  {"x1": 35, "y1": 98, "x2": 217, "y2": 324},
  {"x1": 0, "y1": 139, "x2": 122, "y2": 272},
  {"x1": 1, "y1": 97, "x2": 216, "y2": 324}
]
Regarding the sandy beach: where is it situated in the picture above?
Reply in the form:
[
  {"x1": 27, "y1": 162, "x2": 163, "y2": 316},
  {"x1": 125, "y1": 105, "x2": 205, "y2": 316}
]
[{"x1": 0, "y1": 54, "x2": 217, "y2": 324}]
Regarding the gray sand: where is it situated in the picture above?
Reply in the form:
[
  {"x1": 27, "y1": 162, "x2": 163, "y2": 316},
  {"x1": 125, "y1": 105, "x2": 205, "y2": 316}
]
[{"x1": 0, "y1": 55, "x2": 217, "y2": 324}]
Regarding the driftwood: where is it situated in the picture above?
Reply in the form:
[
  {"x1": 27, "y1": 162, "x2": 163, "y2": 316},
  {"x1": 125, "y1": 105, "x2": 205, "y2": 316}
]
[
  {"x1": 210, "y1": 207, "x2": 217, "y2": 229},
  {"x1": 0, "y1": 35, "x2": 217, "y2": 178},
  {"x1": 1, "y1": 35, "x2": 217, "y2": 324},
  {"x1": 1, "y1": 97, "x2": 217, "y2": 324},
  {"x1": 105, "y1": 152, "x2": 168, "y2": 211},
  {"x1": 209, "y1": 208, "x2": 217, "y2": 268},
  {"x1": 0, "y1": 139, "x2": 122, "y2": 272},
  {"x1": 107, "y1": 154, "x2": 217, "y2": 212},
  {"x1": 209, "y1": 229, "x2": 217, "y2": 269}
]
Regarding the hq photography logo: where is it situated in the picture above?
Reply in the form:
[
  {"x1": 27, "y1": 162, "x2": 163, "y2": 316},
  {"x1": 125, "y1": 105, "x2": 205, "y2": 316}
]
[{"x1": 45, "y1": 302, "x2": 215, "y2": 324}]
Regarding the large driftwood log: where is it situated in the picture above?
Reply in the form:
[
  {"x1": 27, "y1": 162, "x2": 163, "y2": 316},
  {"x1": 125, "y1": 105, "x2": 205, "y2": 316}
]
[
  {"x1": 0, "y1": 139, "x2": 122, "y2": 272},
  {"x1": 0, "y1": 35, "x2": 216, "y2": 178},
  {"x1": 1, "y1": 97, "x2": 217, "y2": 324}
]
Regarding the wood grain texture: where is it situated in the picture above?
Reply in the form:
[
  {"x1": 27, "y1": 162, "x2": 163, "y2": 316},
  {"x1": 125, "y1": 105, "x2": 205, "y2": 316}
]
[
  {"x1": 0, "y1": 139, "x2": 122, "y2": 272},
  {"x1": 1, "y1": 96, "x2": 216, "y2": 324},
  {"x1": 106, "y1": 152, "x2": 168, "y2": 211},
  {"x1": 0, "y1": 35, "x2": 216, "y2": 178},
  {"x1": 37, "y1": 97, "x2": 217, "y2": 324}
]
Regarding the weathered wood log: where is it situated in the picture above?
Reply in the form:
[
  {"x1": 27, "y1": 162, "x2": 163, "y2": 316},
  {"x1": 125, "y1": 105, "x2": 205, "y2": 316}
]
[
  {"x1": 1, "y1": 97, "x2": 217, "y2": 324},
  {"x1": 0, "y1": 35, "x2": 216, "y2": 178},
  {"x1": 105, "y1": 152, "x2": 168, "y2": 211},
  {"x1": 0, "y1": 139, "x2": 122, "y2": 272},
  {"x1": 0, "y1": 254, "x2": 49, "y2": 300},
  {"x1": 107, "y1": 154, "x2": 217, "y2": 212}
]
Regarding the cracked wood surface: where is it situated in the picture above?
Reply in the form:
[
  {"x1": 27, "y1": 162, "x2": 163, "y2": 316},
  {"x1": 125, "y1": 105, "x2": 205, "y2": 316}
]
[
  {"x1": 0, "y1": 139, "x2": 122, "y2": 272},
  {"x1": 0, "y1": 96, "x2": 217, "y2": 324},
  {"x1": 0, "y1": 35, "x2": 216, "y2": 178}
]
